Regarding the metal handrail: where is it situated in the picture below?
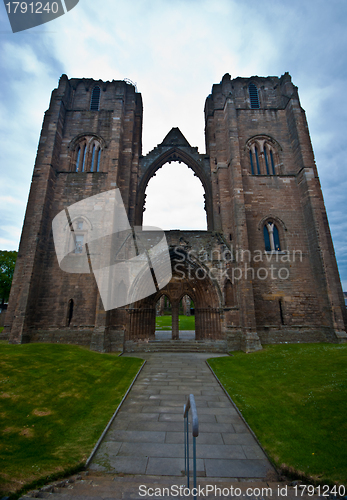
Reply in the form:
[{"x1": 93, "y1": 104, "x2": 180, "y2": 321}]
[{"x1": 184, "y1": 394, "x2": 199, "y2": 497}]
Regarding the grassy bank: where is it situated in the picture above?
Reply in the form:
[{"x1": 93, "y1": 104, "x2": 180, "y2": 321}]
[
  {"x1": 208, "y1": 343, "x2": 347, "y2": 486},
  {"x1": 0, "y1": 343, "x2": 143, "y2": 496}
]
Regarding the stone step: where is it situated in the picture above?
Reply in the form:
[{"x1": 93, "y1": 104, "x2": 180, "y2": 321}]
[
  {"x1": 19, "y1": 474, "x2": 311, "y2": 500},
  {"x1": 127, "y1": 340, "x2": 226, "y2": 344},
  {"x1": 124, "y1": 340, "x2": 227, "y2": 353}
]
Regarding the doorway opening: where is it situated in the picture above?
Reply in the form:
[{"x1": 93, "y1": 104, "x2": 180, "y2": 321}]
[
  {"x1": 155, "y1": 295, "x2": 171, "y2": 340},
  {"x1": 154, "y1": 294, "x2": 195, "y2": 340},
  {"x1": 178, "y1": 295, "x2": 195, "y2": 340}
]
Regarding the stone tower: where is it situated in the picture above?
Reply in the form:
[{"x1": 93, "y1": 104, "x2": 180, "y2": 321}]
[{"x1": 5, "y1": 73, "x2": 347, "y2": 351}]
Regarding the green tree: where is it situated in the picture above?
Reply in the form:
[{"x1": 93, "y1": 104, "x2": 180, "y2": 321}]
[{"x1": 0, "y1": 250, "x2": 17, "y2": 303}]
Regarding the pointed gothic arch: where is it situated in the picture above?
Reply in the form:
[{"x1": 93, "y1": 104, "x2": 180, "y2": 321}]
[
  {"x1": 135, "y1": 129, "x2": 214, "y2": 229},
  {"x1": 126, "y1": 245, "x2": 222, "y2": 342},
  {"x1": 142, "y1": 161, "x2": 206, "y2": 230}
]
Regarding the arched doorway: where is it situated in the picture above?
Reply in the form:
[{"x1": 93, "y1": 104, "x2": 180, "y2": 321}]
[
  {"x1": 155, "y1": 294, "x2": 172, "y2": 340},
  {"x1": 125, "y1": 128, "x2": 221, "y2": 345},
  {"x1": 126, "y1": 247, "x2": 222, "y2": 342},
  {"x1": 178, "y1": 294, "x2": 195, "y2": 340},
  {"x1": 154, "y1": 293, "x2": 195, "y2": 340}
]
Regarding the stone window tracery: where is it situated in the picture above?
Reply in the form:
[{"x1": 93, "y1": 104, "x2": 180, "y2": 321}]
[
  {"x1": 71, "y1": 136, "x2": 103, "y2": 172},
  {"x1": 254, "y1": 145, "x2": 260, "y2": 174},
  {"x1": 81, "y1": 144, "x2": 87, "y2": 172},
  {"x1": 246, "y1": 136, "x2": 280, "y2": 175}
]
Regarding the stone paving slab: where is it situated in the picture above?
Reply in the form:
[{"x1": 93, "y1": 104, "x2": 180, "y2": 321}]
[
  {"x1": 146, "y1": 457, "x2": 205, "y2": 476},
  {"x1": 115, "y1": 412, "x2": 160, "y2": 421},
  {"x1": 243, "y1": 445, "x2": 268, "y2": 460},
  {"x1": 90, "y1": 352, "x2": 276, "y2": 480},
  {"x1": 159, "y1": 412, "x2": 217, "y2": 422},
  {"x1": 205, "y1": 458, "x2": 271, "y2": 478},
  {"x1": 92, "y1": 456, "x2": 148, "y2": 474},
  {"x1": 107, "y1": 430, "x2": 166, "y2": 443},
  {"x1": 165, "y1": 431, "x2": 224, "y2": 444},
  {"x1": 118, "y1": 442, "x2": 184, "y2": 457},
  {"x1": 125, "y1": 421, "x2": 184, "y2": 432},
  {"x1": 198, "y1": 422, "x2": 237, "y2": 433}
]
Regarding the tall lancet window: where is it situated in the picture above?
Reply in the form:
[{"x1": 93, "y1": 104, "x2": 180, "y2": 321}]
[
  {"x1": 90, "y1": 86, "x2": 101, "y2": 111},
  {"x1": 254, "y1": 145, "x2": 260, "y2": 174},
  {"x1": 249, "y1": 83, "x2": 260, "y2": 108},
  {"x1": 249, "y1": 149, "x2": 255, "y2": 175},
  {"x1": 90, "y1": 144, "x2": 96, "y2": 172},
  {"x1": 264, "y1": 145, "x2": 270, "y2": 175},
  {"x1": 75, "y1": 147, "x2": 81, "y2": 172},
  {"x1": 264, "y1": 221, "x2": 281, "y2": 251},
  {"x1": 96, "y1": 147, "x2": 101, "y2": 172}
]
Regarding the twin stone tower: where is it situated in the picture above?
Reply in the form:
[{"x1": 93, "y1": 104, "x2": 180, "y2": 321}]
[{"x1": 5, "y1": 72, "x2": 347, "y2": 352}]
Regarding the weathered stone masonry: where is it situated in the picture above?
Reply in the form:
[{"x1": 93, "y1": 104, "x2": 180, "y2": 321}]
[{"x1": 5, "y1": 72, "x2": 347, "y2": 351}]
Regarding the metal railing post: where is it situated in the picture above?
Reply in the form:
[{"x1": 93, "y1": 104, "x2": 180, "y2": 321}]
[
  {"x1": 193, "y1": 435, "x2": 197, "y2": 494},
  {"x1": 187, "y1": 412, "x2": 190, "y2": 488},
  {"x1": 184, "y1": 407, "x2": 187, "y2": 476},
  {"x1": 183, "y1": 394, "x2": 199, "y2": 498}
]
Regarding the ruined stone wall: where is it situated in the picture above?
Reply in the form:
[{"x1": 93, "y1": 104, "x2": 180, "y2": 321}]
[
  {"x1": 6, "y1": 72, "x2": 346, "y2": 351},
  {"x1": 243, "y1": 174, "x2": 331, "y2": 334},
  {"x1": 7, "y1": 76, "x2": 142, "y2": 346},
  {"x1": 205, "y1": 73, "x2": 347, "y2": 345}
]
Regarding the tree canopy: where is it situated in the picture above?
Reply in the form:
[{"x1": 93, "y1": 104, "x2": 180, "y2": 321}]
[{"x1": 0, "y1": 250, "x2": 17, "y2": 303}]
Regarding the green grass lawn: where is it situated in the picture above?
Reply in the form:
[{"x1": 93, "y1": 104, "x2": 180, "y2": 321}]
[
  {"x1": 155, "y1": 315, "x2": 195, "y2": 330},
  {"x1": 208, "y1": 344, "x2": 347, "y2": 486},
  {"x1": 0, "y1": 343, "x2": 143, "y2": 496}
]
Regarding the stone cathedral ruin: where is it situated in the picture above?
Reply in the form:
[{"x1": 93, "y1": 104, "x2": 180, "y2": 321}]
[{"x1": 5, "y1": 73, "x2": 347, "y2": 352}]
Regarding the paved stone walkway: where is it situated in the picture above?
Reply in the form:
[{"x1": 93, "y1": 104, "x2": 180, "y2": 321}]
[{"x1": 90, "y1": 353, "x2": 275, "y2": 480}]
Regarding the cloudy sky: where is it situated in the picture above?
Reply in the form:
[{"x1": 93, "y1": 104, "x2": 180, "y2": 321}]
[{"x1": 1, "y1": 0, "x2": 347, "y2": 289}]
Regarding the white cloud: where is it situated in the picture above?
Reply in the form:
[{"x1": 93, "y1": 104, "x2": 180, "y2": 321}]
[
  {"x1": 0, "y1": 224, "x2": 22, "y2": 250},
  {"x1": 0, "y1": 238, "x2": 19, "y2": 249}
]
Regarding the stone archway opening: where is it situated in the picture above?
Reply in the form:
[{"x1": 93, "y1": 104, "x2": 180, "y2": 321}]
[
  {"x1": 126, "y1": 242, "x2": 223, "y2": 346},
  {"x1": 154, "y1": 293, "x2": 195, "y2": 341},
  {"x1": 178, "y1": 294, "x2": 195, "y2": 340},
  {"x1": 142, "y1": 161, "x2": 207, "y2": 230},
  {"x1": 135, "y1": 128, "x2": 214, "y2": 230},
  {"x1": 155, "y1": 294, "x2": 172, "y2": 340}
]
